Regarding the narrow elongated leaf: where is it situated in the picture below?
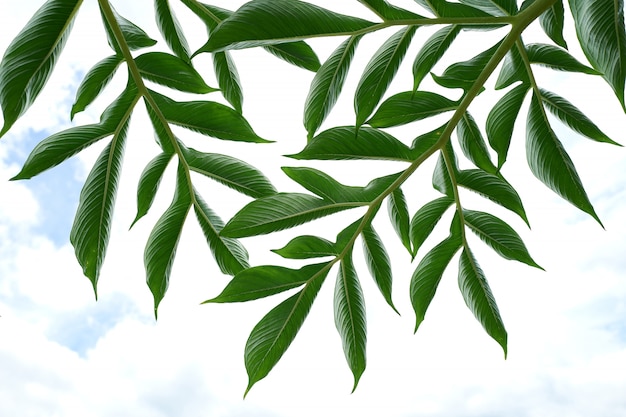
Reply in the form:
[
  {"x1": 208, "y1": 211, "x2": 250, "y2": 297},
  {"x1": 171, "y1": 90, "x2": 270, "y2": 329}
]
[
  {"x1": 0, "y1": 0, "x2": 82, "y2": 137},
  {"x1": 183, "y1": 147, "x2": 276, "y2": 198},
  {"x1": 387, "y1": 188, "x2": 412, "y2": 253},
  {"x1": 569, "y1": 0, "x2": 626, "y2": 109},
  {"x1": 416, "y1": 0, "x2": 492, "y2": 17},
  {"x1": 432, "y1": 152, "x2": 454, "y2": 197},
  {"x1": 244, "y1": 270, "x2": 328, "y2": 395},
  {"x1": 304, "y1": 35, "x2": 362, "y2": 140},
  {"x1": 71, "y1": 54, "x2": 123, "y2": 119},
  {"x1": 100, "y1": 3, "x2": 156, "y2": 52},
  {"x1": 494, "y1": 42, "x2": 528, "y2": 90},
  {"x1": 131, "y1": 152, "x2": 173, "y2": 228},
  {"x1": 367, "y1": 91, "x2": 457, "y2": 128},
  {"x1": 155, "y1": 0, "x2": 191, "y2": 61},
  {"x1": 263, "y1": 41, "x2": 321, "y2": 72},
  {"x1": 194, "y1": 191, "x2": 249, "y2": 275},
  {"x1": 144, "y1": 100, "x2": 175, "y2": 154},
  {"x1": 291, "y1": 126, "x2": 415, "y2": 161},
  {"x1": 458, "y1": 248, "x2": 507, "y2": 356},
  {"x1": 457, "y1": 112, "x2": 497, "y2": 174},
  {"x1": 410, "y1": 196, "x2": 454, "y2": 256},
  {"x1": 412, "y1": 25, "x2": 461, "y2": 91},
  {"x1": 464, "y1": 210, "x2": 541, "y2": 268},
  {"x1": 202, "y1": 0, "x2": 375, "y2": 52},
  {"x1": 434, "y1": 40, "x2": 502, "y2": 91},
  {"x1": 272, "y1": 235, "x2": 337, "y2": 259},
  {"x1": 539, "y1": 0, "x2": 567, "y2": 48},
  {"x1": 180, "y1": 0, "x2": 229, "y2": 31},
  {"x1": 457, "y1": 169, "x2": 528, "y2": 224},
  {"x1": 135, "y1": 52, "x2": 217, "y2": 93},
  {"x1": 362, "y1": 224, "x2": 397, "y2": 313},
  {"x1": 355, "y1": 26, "x2": 419, "y2": 127},
  {"x1": 358, "y1": 0, "x2": 424, "y2": 19},
  {"x1": 411, "y1": 232, "x2": 462, "y2": 331},
  {"x1": 213, "y1": 51, "x2": 243, "y2": 113},
  {"x1": 526, "y1": 93, "x2": 601, "y2": 223},
  {"x1": 206, "y1": 262, "x2": 329, "y2": 303},
  {"x1": 458, "y1": 0, "x2": 517, "y2": 15},
  {"x1": 486, "y1": 83, "x2": 529, "y2": 168},
  {"x1": 334, "y1": 252, "x2": 367, "y2": 392},
  {"x1": 527, "y1": 43, "x2": 598, "y2": 74},
  {"x1": 149, "y1": 90, "x2": 269, "y2": 143}
]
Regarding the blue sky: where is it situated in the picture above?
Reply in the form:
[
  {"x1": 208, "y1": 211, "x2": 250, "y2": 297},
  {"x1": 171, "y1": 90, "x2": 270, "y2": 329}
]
[{"x1": 1, "y1": 1, "x2": 626, "y2": 416}]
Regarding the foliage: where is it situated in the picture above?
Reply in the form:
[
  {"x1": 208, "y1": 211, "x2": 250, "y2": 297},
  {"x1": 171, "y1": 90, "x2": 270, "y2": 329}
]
[{"x1": 0, "y1": 0, "x2": 624, "y2": 395}]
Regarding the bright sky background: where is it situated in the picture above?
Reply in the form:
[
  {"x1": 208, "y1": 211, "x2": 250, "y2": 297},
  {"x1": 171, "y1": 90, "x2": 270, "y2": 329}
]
[{"x1": 1, "y1": 1, "x2": 625, "y2": 416}]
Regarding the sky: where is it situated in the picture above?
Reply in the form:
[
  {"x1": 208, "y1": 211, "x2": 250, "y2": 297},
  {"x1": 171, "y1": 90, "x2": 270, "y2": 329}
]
[{"x1": 0, "y1": 1, "x2": 625, "y2": 416}]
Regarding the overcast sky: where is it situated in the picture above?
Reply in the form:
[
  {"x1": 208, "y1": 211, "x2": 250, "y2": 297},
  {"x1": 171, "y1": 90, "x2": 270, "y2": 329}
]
[{"x1": 1, "y1": 1, "x2": 625, "y2": 416}]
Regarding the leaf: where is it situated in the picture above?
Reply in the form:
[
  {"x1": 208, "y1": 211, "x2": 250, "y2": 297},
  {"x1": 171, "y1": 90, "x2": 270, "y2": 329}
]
[
  {"x1": 357, "y1": 0, "x2": 424, "y2": 19},
  {"x1": 569, "y1": 0, "x2": 626, "y2": 109},
  {"x1": 0, "y1": 0, "x2": 81, "y2": 137},
  {"x1": 201, "y1": 0, "x2": 375, "y2": 52},
  {"x1": 100, "y1": 3, "x2": 156, "y2": 53},
  {"x1": 244, "y1": 270, "x2": 328, "y2": 395},
  {"x1": 135, "y1": 52, "x2": 217, "y2": 94},
  {"x1": 412, "y1": 25, "x2": 461, "y2": 91},
  {"x1": 457, "y1": 112, "x2": 497, "y2": 174},
  {"x1": 458, "y1": 248, "x2": 507, "y2": 356},
  {"x1": 432, "y1": 152, "x2": 454, "y2": 197},
  {"x1": 387, "y1": 188, "x2": 412, "y2": 253},
  {"x1": 334, "y1": 252, "x2": 367, "y2": 392},
  {"x1": 149, "y1": 90, "x2": 270, "y2": 143},
  {"x1": 538, "y1": 89, "x2": 620, "y2": 145},
  {"x1": 416, "y1": 0, "x2": 493, "y2": 17},
  {"x1": 71, "y1": 54, "x2": 123, "y2": 119},
  {"x1": 262, "y1": 41, "x2": 321, "y2": 72},
  {"x1": 355, "y1": 26, "x2": 419, "y2": 127},
  {"x1": 131, "y1": 152, "x2": 173, "y2": 228},
  {"x1": 486, "y1": 83, "x2": 529, "y2": 168},
  {"x1": 494, "y1": 42, "x2": 528, "y2": 90},
  {"x1": 410, "y1": 196, "x2": 455, "y2": 256},
  {"x1": 155, "y1": 0, "x2": 191, "y2": 61},
  {"x1": 367, "y1": 91, "x2": 457, "y2": 128},
  {"x1": 144, "y1": 164, "x2": 191, "y2": 317},
  {"x1": 410, "y1": 230, "x2": 462, "y2": 332},
  {"x1": 182, "y1": 146, "x2": 276, "y2": 198},
  {"x1": 434, "y1": 40, "x2": 502, "y2": 91},
  {"x1": 457, "y1": 169, "x2": 528, "y2": 224},
  {"x1": 362, "y1": 224, "x2": 397, "y2": 313},
  {"x1": 457, "y1": 0, "x2": 517, "y2": 16},
  {"x1": 526, "y1": 43, "x2": 599, "y2": 75},
  {"x1": 304, "y1": 35, "x2": 362, "y2": 140},
  {"x1": 526, "y1": 93, "x2": 601, "y2": 223},
  {"x1": 213, "y1": 51, "x2": 243, "y2": 113},
  {"x1": 194, "y1": 191, "x2": 249, "y2": 275},
  {"x1": 180, "y1": 0, "x2": 229, "y2": 31},
  {"x1": 272, "y1": 235, "x2": 338, "y2": 259},
  {"x1": 464, "y1": 210, "x2": 542, "y2": 268},
  {"x1": 206, "y1": 262, "x2": 329, "y2": 303},
  {"x1": 539, "y1": 0, "x2": 567, "y2": 48}
]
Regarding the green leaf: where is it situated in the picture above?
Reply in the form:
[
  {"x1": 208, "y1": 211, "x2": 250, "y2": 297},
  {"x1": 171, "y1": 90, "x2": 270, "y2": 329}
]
[
  {"x1": 131, "y1": 152, "x2": 173, "y2": 228},
  {"x1": 539, "y1": 0, "x2": 567, "y2": 48},
  {"x1": 416, "y1": 0, "x2": 493, "y2": 17},
  {"x1": 183, "y1": 146, "x2": 276, "y2": 198},
  {"x1": 71, "y1": 54, "x2": 123, "y2": 119},
  {"x1": 149, "y1": 90, "x2": 270, "y2": 143},
  {"x1": 362, "y1": 224, "x2": 397, "y2": 313},
  {"x1": 387, "y1": 188, "x2": 412, "y2": 254},
  {"x1": 464, "y1": 210, "x2": 542, "y2": 268},
  {"x1": 411, "y1": 231, "x2": 462, "y2": 332},
  {"x1": 201, "y1": 0, "x2": 375, "y2": 52},
  {"x1": 136, "y1": 52, "x2": 217, "y2": 94},
  {"x1": 526, "y1": 93, "x2": 601, "y2": 223},
  {"x1": 434, "y1": 40, "x2": 502, "y2": 91},
  {"x1": 145, "y1": 164, "x2": 192, "y2": 317},
  {"x1": 527, "y1": 43, "x2": 599, "y2": 75},
  {"x1": 569, "y1": 0, "x2": 626, "y2": 109},
  {"x1": 334, "y1": 252, "x2": 367, "y2": 392},
  {"x1": 180, "y1": 0, "x2": 229, "y2": 31},
  {"x1": 457, "y1": 169, "x2": 528, "y2": 224},
  {"x1": 538, "y1": 89, "x2": 620, "y2": 145},
  {"x1": 272, "y1": 235, "x2": 338, "y2": 259},
  {"x1": 357, "y1": 0, "x2": 424, "y2": 19},
  {"x1": 290, "y1": 126, "x2": 415, "y2": 161},
  {"x1": 155, "y1": 0, "x2": 191, "y2": 61},
  {"x1": 494, "y1": 42, "x2": 528, "y2": 90},
  {"x1": 432, "y1": 152, "x2": 454, "y2": 197},
  {"x1": 0, "y1": 0, "x2": 81, "y2": 137},
  {"x1": 355, "y1": 25, "x2": 419, "y2": 127},
  {"x1": 457, "y1": 112, "x2": 497, "y2": 174},
  {"x1": 304, "y1": 35, "x2": 362, "y2": 140},
  {"x1": 244, "y1": 270, "x2": 328, "y2": 395},
  {"x1": 457, "y1": 0, "x2": 517, "y2": 15},
  {"x1": 486, "y1": 83, "x2": 529, "y2": 168},
  {"x1": 262, "y1": 41, "x2": 321, "y2": 72},
  {"x1": 194, "y1": 191, "x2": 249, "y2": 275},
  {"x1": 100, "y1": 3, "x2": 156, "y2": 53},
  {"x1": 213, "y1": 51, "x2": 243, "y2": 113},
  {"x1": 410, "y1": 196, "x2": 455, "y2": 256},
  {"x1": 367, "y1": 91, "x2": 457, "y2": 128},
  {"x1": 206, "y1": 262, "x2": 329, "y2": 303},
  {"x1": 412, "y1": 25, "x2": 461, "y2": 91},
  {"x1": 458, "y1": 248, "x2": 507, "y2": 356}
]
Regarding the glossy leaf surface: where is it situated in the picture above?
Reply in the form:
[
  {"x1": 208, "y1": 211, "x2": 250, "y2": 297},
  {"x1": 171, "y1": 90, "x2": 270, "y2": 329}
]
[
  {"x1": 71, "y1": 54, "x2": 122, "y2": 118},
  {"x1": 136, "y1": 52, "x2": 217, "y2": 93},
  {"x1": 155, "y1": 0, "x2": 191, "y2": 61},
  {"x1": 367, "y1": 91, "x2": 457, "y2": 128},
  {"x1": 410, "y1": 196, "x2": 455, "y2": 256},
  {"x1": 132, "y1": 152, "x2": 173, "y2": 227},
  {"x1": 412, "y1": 25, "x2": 460, "y2": 91},
  {"x1": 362, "y1": 224, "x2": 397, "y2": 312}
]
